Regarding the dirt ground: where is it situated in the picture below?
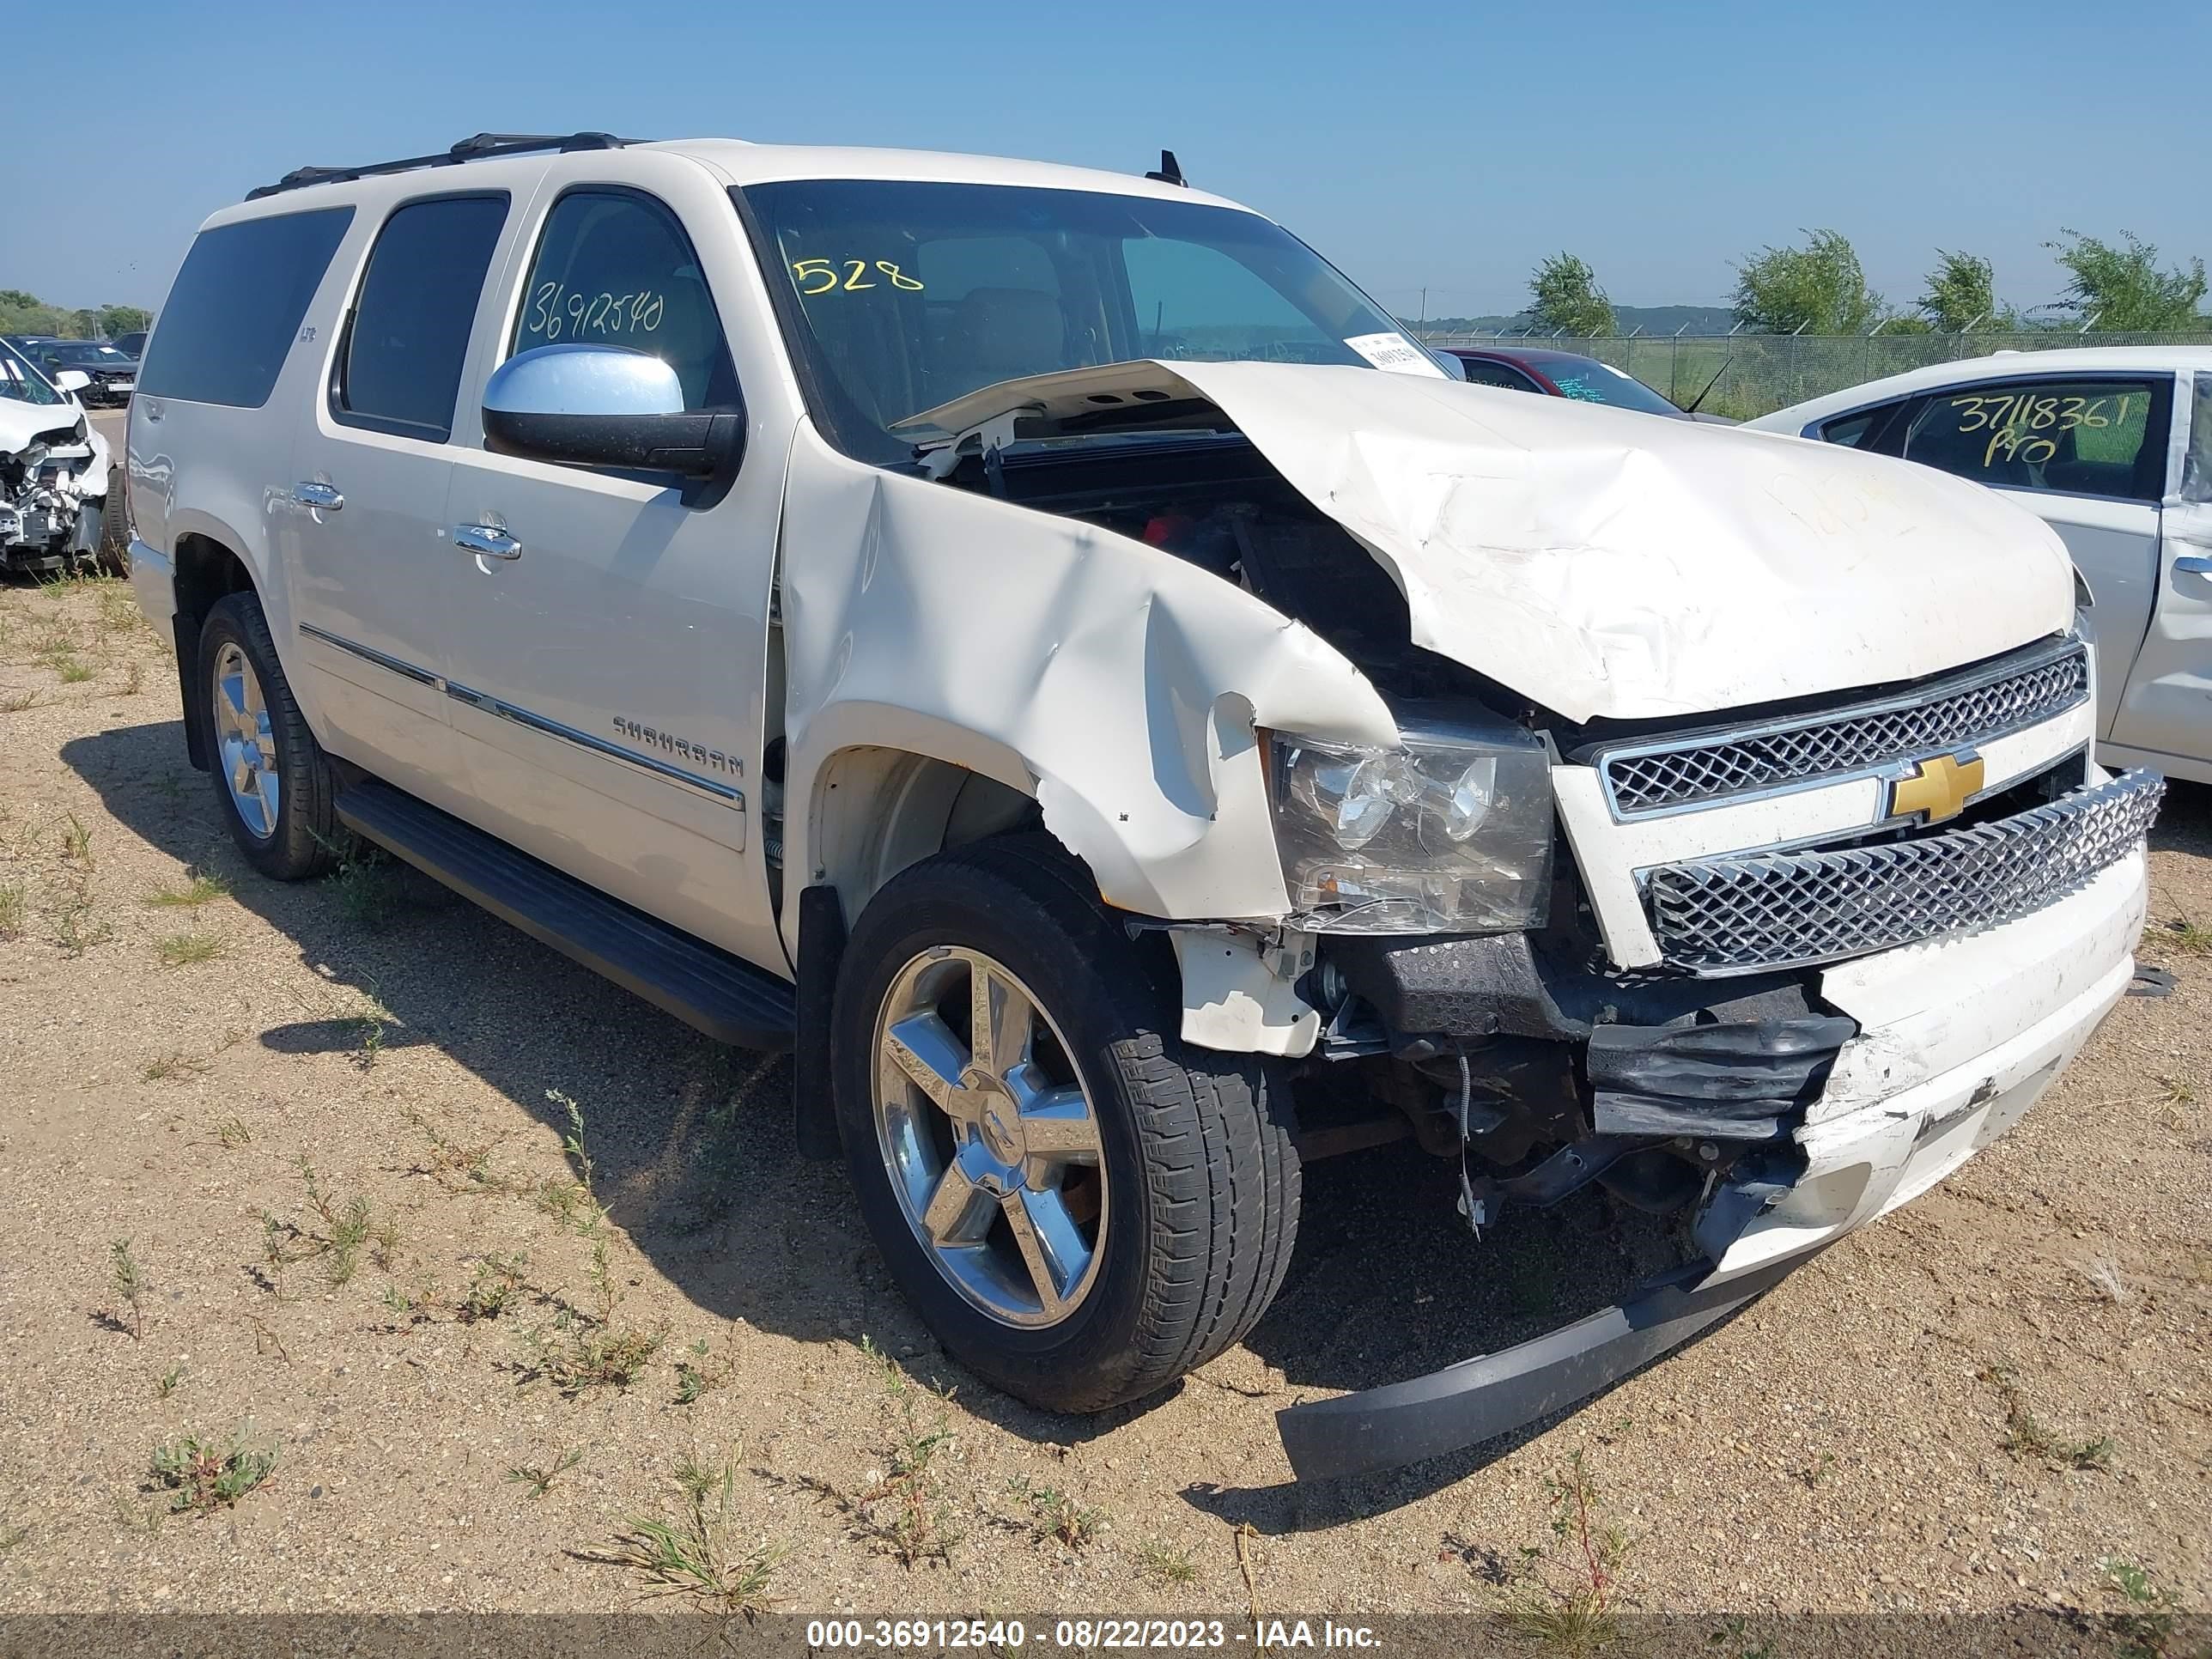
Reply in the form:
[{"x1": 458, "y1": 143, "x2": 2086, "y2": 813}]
[{"x1": 0, "y1": 496, "x2": 2208, "y2": 1638}]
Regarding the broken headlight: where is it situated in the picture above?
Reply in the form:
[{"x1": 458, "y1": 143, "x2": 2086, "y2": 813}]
[{"x1": 1268, "y1": 717, "x2": 1553, "y2": 934}]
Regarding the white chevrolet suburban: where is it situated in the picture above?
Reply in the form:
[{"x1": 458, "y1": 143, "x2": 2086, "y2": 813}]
[{"x1": 127, "y1": 132, "x2": 2160, "y2": 1480}]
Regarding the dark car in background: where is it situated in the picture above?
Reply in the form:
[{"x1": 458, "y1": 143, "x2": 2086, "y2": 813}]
[
  {"x1": 1445, "y1": 346, "x2": 1732, "y2": 422},
  {"x1": 110, "y1": 330, "x2": 149, "y2": 360},
  {"x1": 35, "y1": 341, "x2": 138, "y2": 406}
]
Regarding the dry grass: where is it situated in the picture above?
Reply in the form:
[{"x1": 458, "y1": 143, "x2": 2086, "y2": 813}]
[
  {"x1": 155, "y1": 929, "x2": 225, "y2": 968},
  {"x1": 594, "y1": 1452, "x2": 786, "y2": 1615},
  {"x1": 144, "y1": 872, "x2": 228, "y2": 908},
  {"x1": 1980, "y1": 1364, "x2": 2115, "y2": 1472},
  {"x1": 1006, "y1": 1474, "x2": 1106, "y2": 1551},
  {"x1": 1504, "y1": 1451, "x2": 1627, "y2": 1658}
]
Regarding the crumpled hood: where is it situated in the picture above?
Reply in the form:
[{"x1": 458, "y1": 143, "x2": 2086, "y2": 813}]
[
  {"x1": 0, "y1": 401, "x2": 87, "y2": 457},
  {"x1": 903, "y1": 361, "x2": 2075, "y2": 723}
]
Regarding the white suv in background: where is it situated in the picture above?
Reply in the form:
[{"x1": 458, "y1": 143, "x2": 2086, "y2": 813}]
[
  {"x1": 128, "y1": 132, "x2": 2158, "y2": 1480},
  {"x1": 1753, "y1": 348, "x2": 2212, "y2": 783}
]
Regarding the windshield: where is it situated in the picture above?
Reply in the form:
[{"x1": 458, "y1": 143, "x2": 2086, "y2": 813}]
[
  {"x1": 738, "y1": 179, "x2": 1420, "y2": 463},
  {"x1": 0, "y1": 345, "x2": 64, "y2": 405},
  {"x1": 54, "y1": 343, "x2": 126, "y2": 363},
  {"x1": 1540, "y1": 356, "x2": 1683, "y2": 416}
]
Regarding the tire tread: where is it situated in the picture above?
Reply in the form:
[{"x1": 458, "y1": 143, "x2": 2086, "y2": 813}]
[{"x1": 842, "y1": 833, "x2": 1298, "y2": 1412}]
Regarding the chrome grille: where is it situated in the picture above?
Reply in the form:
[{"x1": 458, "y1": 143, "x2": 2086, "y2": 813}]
[
  {"x1": 1601, "y1": 641, "x2": 2089, "y2": 816},
  {"x1": 1644, "y1": 769, "x2": 2162, "y2": 973}
]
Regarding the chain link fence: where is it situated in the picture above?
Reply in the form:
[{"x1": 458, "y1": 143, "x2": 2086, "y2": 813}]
[{"x1": 1410, "y1": 331, "x2": 2212, "y2": 421}]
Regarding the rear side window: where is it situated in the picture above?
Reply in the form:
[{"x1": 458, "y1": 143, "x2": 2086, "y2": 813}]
[
  {"x1": 137, "y1": 207, "x2": 354, "y2": 408},
  {"x1": 1898, "y1": 378, "x2": 2169, "y2": 501},
  {"x1": 510, "y1": 190, "x2": 738, "y2": 410},
  {"x1": 337, "y1": 194, "x2": 508, "y2": 441}
]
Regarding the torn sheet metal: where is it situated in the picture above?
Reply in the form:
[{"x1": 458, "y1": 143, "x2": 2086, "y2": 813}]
[
  {"x1": 775, "y1": 422, "x2": 1397, "y2": 923},
  {"x1": 902, "y1": 361, "x2": 2075, "y2": 723}
]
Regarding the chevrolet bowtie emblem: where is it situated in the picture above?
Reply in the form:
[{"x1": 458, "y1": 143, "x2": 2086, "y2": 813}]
[{"x1": 1888, "y1": 751, "x2": 1984, "y2": 824}]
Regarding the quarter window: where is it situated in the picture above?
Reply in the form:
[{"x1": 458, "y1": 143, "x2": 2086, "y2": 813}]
[
  {"x1": 337, "y1": 194, "x2": 508, "y2": 441},
  {"x1": 137, "y1": 206, "x2": 354, "y2": 408},
  {"x1": 2183, "y1": 374, "x2": 2212, "y2": 504},
  {"x1": 1897, "y1": 378, "x2": 2168, "y2": 501},
  {"x1": 511, "y1": 191, "x2": 738, "y2": 410},
  {"x1": 1455, "y1": 358, "x2": 1541, "y2": 393},
  {"x1": 1817, "y1": 403, "x2": 1900, "y2": 449}
]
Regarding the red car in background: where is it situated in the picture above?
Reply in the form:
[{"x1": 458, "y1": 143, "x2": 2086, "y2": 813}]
[{"x1": 1444, "y1": 346, "x2": 1733, "y2": 422}]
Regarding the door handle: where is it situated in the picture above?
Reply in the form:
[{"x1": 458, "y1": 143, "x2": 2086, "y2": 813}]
[
  {"x1": 2174, "y1": 555, "x2": 2212, "y2": 577},
  {"x1": 291, "y1": 481, "x2": 343, "y2": 512},
  {"x1": 453, "y1": 523, "x2": 522, "y2": 562}
]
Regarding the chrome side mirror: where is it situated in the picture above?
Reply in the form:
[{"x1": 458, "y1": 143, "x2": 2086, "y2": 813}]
[{"x1": 481, "y1": 344, "x2": 744, "y2": 483}]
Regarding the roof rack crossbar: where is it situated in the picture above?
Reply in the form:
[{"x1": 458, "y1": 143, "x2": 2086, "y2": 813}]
[{"x1": 246, "y1": 131, "x2": 633, "y2": 200}]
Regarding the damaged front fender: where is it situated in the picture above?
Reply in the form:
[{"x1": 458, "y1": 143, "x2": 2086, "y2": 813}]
[{"x1": 776, "y1": 421, "x2": 1398, "y2": 933}]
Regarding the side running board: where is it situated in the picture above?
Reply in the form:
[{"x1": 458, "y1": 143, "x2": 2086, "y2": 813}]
[{"x1": 335, "y1": 780, "x2": 794, "y2": 1051}]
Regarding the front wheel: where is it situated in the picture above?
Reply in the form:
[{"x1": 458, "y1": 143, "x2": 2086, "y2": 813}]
[
  {"x1": 95, "y1": 465, "x2": 130, "y2": 574},
  {"x1": 832, "y1": 836, "x2": 1301, "y2": 1413}
]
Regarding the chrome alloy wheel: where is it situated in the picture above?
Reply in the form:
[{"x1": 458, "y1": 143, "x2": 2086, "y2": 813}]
[
  {"x1": 872, "y1": 947, "x2": 1109, "y2": 1328},
  {"x1": 211, "y1": 640, "x2": 281, "y2": 840}
]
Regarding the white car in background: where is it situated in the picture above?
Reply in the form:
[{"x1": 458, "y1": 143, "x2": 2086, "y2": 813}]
[
  {"x1": 1752, "y1": 348, "x2": 2212, "y2": 783},
  {"x1": 0, "y1": 337, "x2": 116, "y2": 577}
]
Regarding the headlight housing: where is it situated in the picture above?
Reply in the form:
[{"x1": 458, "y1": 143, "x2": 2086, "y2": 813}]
[{"x1": 1268, "y1": 715, "x2": 1554, "y2": 934}]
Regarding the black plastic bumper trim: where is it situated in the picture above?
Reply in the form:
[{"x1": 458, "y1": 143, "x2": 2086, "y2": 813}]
[{"x1": 1274, "y1": 1249, "x2": 1815, "y2": 1481}]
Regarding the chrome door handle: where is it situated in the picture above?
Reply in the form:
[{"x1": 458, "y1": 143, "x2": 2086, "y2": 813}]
[
  {"x1": 2174, "y1": 555, "x2": 2212, "y2": 577},
  {"x1": 291, "y1": 481, "x2": 343, "y2": 512},
  {"x1": 453, "y1": 523, "x2": 522, "y2": 561}
]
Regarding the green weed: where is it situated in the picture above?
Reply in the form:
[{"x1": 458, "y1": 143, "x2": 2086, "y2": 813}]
[
  {"x1": 149, "y1": 1425, "x2": 278, "y2": 1515},
  {"x1": 506, "y1": 1445, "x2": 584, "y2": 1499},
  {"x1": 108, "y1": 1237, "x2": 147, "y2": 1340}
]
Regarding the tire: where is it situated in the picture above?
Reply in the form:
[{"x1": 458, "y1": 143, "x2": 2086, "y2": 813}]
[
  {"x1": 199, "y1": 591, "x2": 342, "y2": 880},
  {"x1": 832, "y1": 835, "x2": 1300, "y2": 1413},
  {"x1": 96, "y1": 465, "x2": 130, "y2": 575}
]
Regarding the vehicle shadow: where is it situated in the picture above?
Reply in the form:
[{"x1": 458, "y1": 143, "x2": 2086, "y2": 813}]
[{"x1": 68, "y1": 717, "x2": 1697, "y2": 1524}]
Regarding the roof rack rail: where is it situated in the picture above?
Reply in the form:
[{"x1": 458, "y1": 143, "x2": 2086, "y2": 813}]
[{"x1": 246, "y1": 131, "x2": 636, "y2": 201}]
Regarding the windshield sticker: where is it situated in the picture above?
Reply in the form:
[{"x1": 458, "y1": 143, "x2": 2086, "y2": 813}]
[
  {"x1": 792, "y1": 258, "x2": 926, "y2": 295},
  {"x1": 1343, "y1": 332, "x2": 1446, "y2": 377}
]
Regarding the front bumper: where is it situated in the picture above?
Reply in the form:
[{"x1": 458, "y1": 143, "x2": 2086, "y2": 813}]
[{"x1": 1276, "y1": 848, "x2": 2148, "y2": 1480}]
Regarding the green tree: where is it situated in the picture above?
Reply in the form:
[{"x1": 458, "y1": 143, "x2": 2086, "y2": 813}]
[
  {"x1": 0, "y1": 290, "x2": 72, "y2": 337},
  {"x1": 2045, "y1": 230, "x2": 2208, "y2": 331},
  {"x1": 1917, "y1": 250, "x2": 2014, "y2": 331},
  {"x1": 1732, "y1": 228, "x2": 1884, "y2": 335},
  {"x1": 1527, "y1": 253, "x2": 1614, "y2": 337},
  {"x1": 97, "y1": 304, "x2": 153, "y2": 338}
]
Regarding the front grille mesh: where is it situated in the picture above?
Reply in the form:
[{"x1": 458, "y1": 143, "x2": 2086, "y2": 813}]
[
  {"x1": 1602, "y1": 644, "x2": 2089, "y2": 815},
  {"x1": 1644, "y1": 770, "x2": 2162, "y2": 972}
]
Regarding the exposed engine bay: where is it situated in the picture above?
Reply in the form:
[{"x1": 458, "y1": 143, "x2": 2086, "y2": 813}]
[
  {"x1": 938, "y1": 428, "x2": 1511, "y2": 710},
  {"x1": 1, "y1": 415, "x2": 110, "y2": 577}
]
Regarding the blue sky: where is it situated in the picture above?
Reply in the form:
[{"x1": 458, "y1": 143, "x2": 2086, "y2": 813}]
[{"x1": 22, "y1": 0, "x2": 2209, "y2": 320}]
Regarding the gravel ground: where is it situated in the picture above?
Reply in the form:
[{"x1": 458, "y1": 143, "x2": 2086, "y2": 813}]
[{"x1": 0, "y1": 550, "x2": 2206, "y2": 1638}]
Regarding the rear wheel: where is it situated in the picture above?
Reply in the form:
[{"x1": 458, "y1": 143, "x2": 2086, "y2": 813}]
[
  {"x1": 199, "y1": 592, "x2": 342, "y2": 880},
  {"x1": 832, "y1": 836, "x2": 1301, "y2": 1413}
]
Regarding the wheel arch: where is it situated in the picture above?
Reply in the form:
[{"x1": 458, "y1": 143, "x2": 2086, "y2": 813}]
[
  {"x1": 169, "y1": 528, "x2": 260, "y2": 773},
  {"x1": 785, "y1": 725, "x2": 1046, "y2": 1164},
  {"x1": 797, "y1": 738, "x2": 1043, "y2": 943}
]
